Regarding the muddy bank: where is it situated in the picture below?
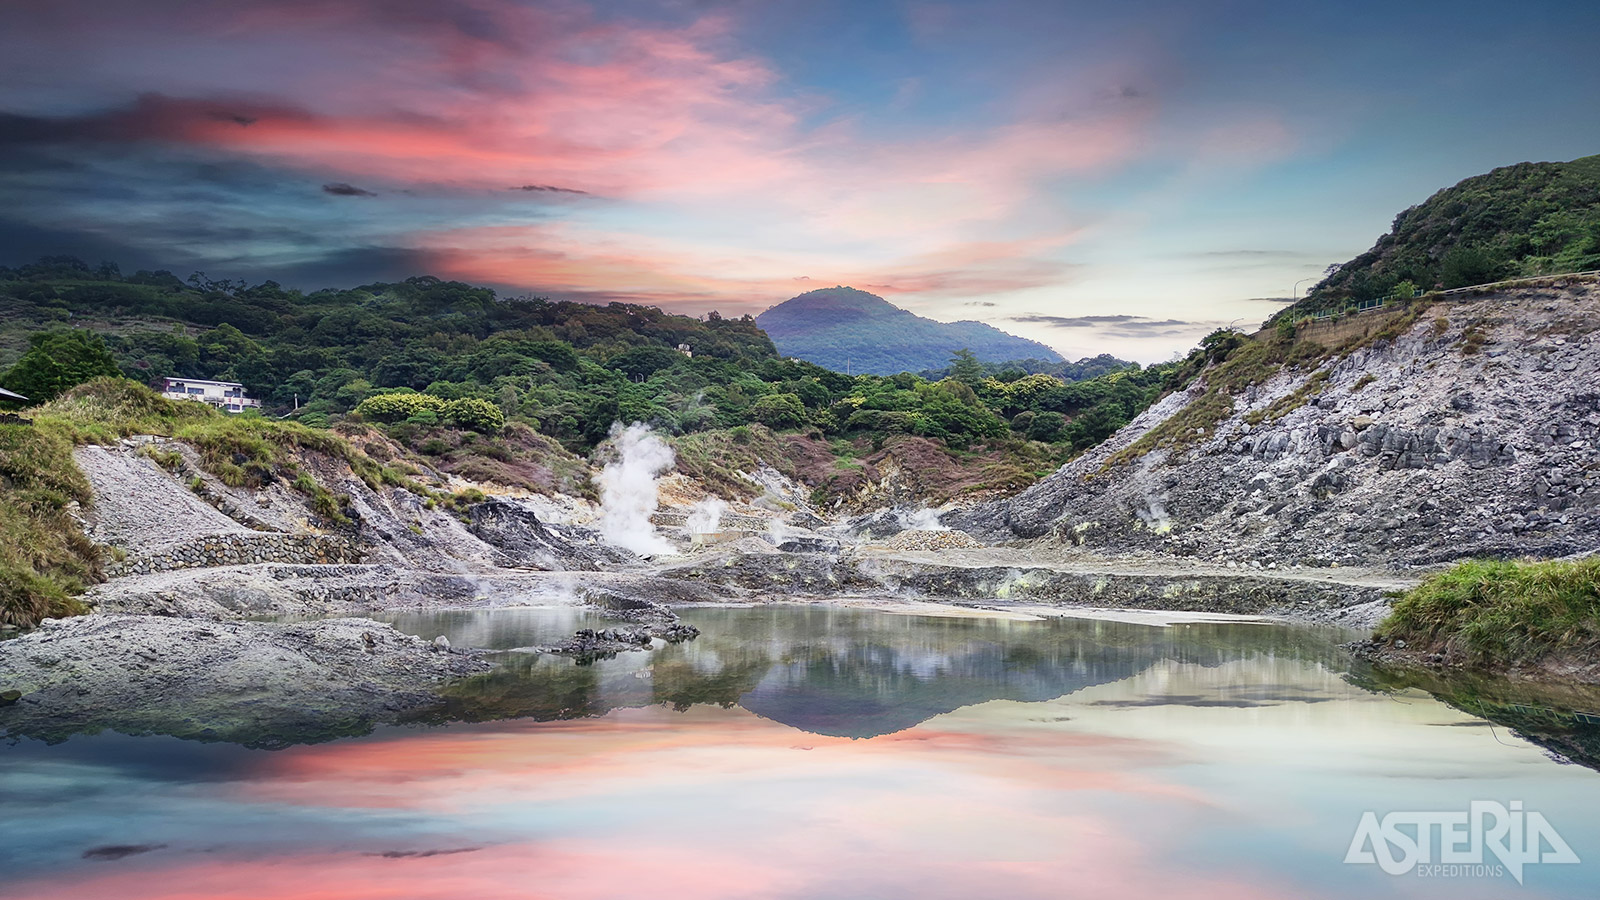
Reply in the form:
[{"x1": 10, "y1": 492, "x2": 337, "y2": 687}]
[
  {"x1": 0, "y1": 615, "x2": 490, "y2": 748},
  {"x1": 1346, "y1": 634, "x2": 1600, "y2": 685}
]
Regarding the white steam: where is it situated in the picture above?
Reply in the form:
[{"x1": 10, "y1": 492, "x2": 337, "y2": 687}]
[
  {"x1": 685, "y1": 496, "x2": 727, "y2": 536},
  {"x1": 597, "y1": 422, "x2": 676, "y2": 555},
  {"x1": 902, "y1": 506, "x2": 947, "y2": 531}
]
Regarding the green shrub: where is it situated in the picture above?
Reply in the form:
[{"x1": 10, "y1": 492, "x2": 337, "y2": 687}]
[
  {"x1": 355, "y1": 391, "x2": 445, "y2": 423},
  {"x1": 443, "y1": 397, "x2": 505, "y2": 433},
  {"x1": 355, "y1": 392, "x2": 503, "y2": 433},
  {"x1": 292, "y1": 471, "x2": 318, "y2": 495}
]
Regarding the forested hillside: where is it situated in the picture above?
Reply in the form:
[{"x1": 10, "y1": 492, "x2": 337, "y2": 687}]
[
  {"x1": 918, "y1": 353, "x2": 1136, "y2": 383},
  {"x1": 0, "y1": 258, "x2": 1174, "y2": 503},
  {"x1": 1282, "y1": 154, "x2": 1600, "y2": 321}
]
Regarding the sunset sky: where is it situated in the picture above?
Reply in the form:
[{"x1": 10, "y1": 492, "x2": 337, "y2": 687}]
[{"x1": 4, "y1": 0, "x2": 1599, "y2": 361}]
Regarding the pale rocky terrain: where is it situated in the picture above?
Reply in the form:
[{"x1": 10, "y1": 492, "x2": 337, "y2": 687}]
[{"x1": 955, "y1": 283, "x2": 1600, "y2": 569}]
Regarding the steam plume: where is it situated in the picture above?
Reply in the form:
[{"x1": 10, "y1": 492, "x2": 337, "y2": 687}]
[{"x1": 597, "y1": 423, "x2": 676, "y2": 555}]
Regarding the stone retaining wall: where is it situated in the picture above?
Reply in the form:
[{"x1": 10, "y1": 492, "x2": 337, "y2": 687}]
[
  {"x1": 663, "y1": 552, "x2": 1389, "y2": 621},
  {"x1": 107, "y1": 533, "x2": 364, "y2": 577}
]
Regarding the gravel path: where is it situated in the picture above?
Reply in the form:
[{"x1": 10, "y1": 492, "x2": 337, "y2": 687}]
[
  {"x1": 883, "y1": 528, "x2": 983, "y2": 551},
  {"x1": 75, "y1": 444, "x2": 255, "y2": 553}
]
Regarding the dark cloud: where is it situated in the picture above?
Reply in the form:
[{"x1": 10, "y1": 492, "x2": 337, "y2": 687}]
[
  {"x1": 323, "y1": 182, "x2": 376, "y2": 197},
  {"x1": 0, "y1": 216, "x2": 169, "y2": 271},
  {"x1": 511, "y1": 184, "x2": 588, "y2": 195},
  {"x1": 0, "y1": 212, "x2": 429, "y2": 291},
  {"x1": 1012, "y1": 314, "x2": 1144, "y2": 328},
  {"x1": 1116, "y1": 318, "x2": 1192, "y2": 330},
  {"x1": 83, "y1": 844, "x2": 166, "y2": 861},
  {"x1": 0, "y1": 94, "x2": 293, "y2": 148},
  {"x1": 1242, "y1": 296, "x2": 1294, "y2": 304},
  {"x1": 1011, "y1": 314, "x2": 1207, "y2": 339},
  {"x1": 370, "y1": 847, "x2": 482, "y2": 859},
  {"x1": 263, "y1": 246, "x2": 432, "y2": 290}
]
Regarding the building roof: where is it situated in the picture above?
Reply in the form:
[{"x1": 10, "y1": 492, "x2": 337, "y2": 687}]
[
  {"x1": 164, "y1": 377, "x2": 245, "y2": 388},
  {"x1": 0, "y1": 387, "x2": 28, "y2": 402}
]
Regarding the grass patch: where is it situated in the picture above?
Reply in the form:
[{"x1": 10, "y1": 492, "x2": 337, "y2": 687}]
[
  {"x1": 135, "y1": 444, "x2": 183, "y2": 471},
  {"x1": 0, "y1": 423, "x2": 96, "y2": 626},
  {"x1": 1378, "y1": 558, "x2": 1600, "y2": 668},
  {"x1": 1243, "y1": 371, "x2": 1330, "y2": 427}
]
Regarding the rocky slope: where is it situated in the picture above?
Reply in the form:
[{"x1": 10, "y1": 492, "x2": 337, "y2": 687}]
[{"x1": 955, "y1": 281, "x2": 1600, "y2": 568}]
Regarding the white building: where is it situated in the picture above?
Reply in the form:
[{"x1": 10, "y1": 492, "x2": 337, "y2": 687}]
[{"x1": 161, "y1": 377, "x2": 261, "y2": 413}]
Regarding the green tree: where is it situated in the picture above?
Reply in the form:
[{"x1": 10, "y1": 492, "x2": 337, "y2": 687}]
[
  {"x1": 949, "y1": 348, "x2": 984, "y2": 385},
  {"x1": 1025, "y1": 410, "x2": 1067, "y2": 442},
  {"x1": 749, "y1": 393, "x2": 808, "y2": 429},
  {"x1": 1440, "y1": 247, "x2": 1505, "y2": 289},
  {"x1": 1, "y1": 331, "x2": 124, "y2": 402}
]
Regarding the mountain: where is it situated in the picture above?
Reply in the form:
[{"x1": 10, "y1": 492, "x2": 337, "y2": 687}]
[
  {"x1": 1283, "y1": 154, "x2": 1600, "y2": 320},
  {"x1": 756, "y1": 286, "x2": 1062, "y2": 375}
]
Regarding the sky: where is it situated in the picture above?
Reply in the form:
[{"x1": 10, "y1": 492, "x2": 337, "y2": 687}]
[{"x1": 3, "y1": 1, "x2": 1599, "y2": 363}]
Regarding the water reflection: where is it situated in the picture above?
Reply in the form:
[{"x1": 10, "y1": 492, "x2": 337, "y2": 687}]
[
  {"x1": 1351, "y1": 663, "x2": 1600, "y2": 771},
  {"x1": 2, "y1": 605, "x2": 1597, "y2": 900},
  {"x1": 417, "y1": 605, "x2": 1353, "y2": 738}
]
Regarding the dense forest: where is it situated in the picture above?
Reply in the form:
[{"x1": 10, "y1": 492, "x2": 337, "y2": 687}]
[
  {"x1": 1282, "y1": 154, "x2": 1600, "y2": 321},
  {"x1": 0, "y1": 258, "x2": 1181, "y2": 500},
  {"x1": 918, "y1": 353, "x2": 1136, "y2": 383}
]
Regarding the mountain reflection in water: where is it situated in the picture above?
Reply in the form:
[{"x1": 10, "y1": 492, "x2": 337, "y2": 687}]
[
  {"x1": 411, "y1": 605, "x2": 1349, "y2": 738},
  {"x1": 2, "y1": 604, "x2": 1598, "y2": 900}
]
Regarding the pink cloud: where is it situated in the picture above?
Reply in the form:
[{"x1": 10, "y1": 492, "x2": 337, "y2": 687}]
[{"x1": 2, "y1": 0, "x2": 1302, "y2": 331}]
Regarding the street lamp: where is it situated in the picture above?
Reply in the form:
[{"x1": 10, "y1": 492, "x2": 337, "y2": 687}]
[{"x1": 1292, "y1": 277, "x2": 1316, "y2": 300}]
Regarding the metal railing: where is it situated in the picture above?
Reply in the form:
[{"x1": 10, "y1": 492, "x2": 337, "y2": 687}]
[
  {"x1": 1431, "y1": 268, "x2": 1600, "y2": 297},
  {"x1": 1299, "y1": 269, "x2": 1600, "y2": 323}
]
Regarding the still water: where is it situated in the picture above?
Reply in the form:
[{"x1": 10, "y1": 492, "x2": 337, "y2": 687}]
[{"x1": 2, "y1": 604, "x2": 1597, "y2": 899}]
